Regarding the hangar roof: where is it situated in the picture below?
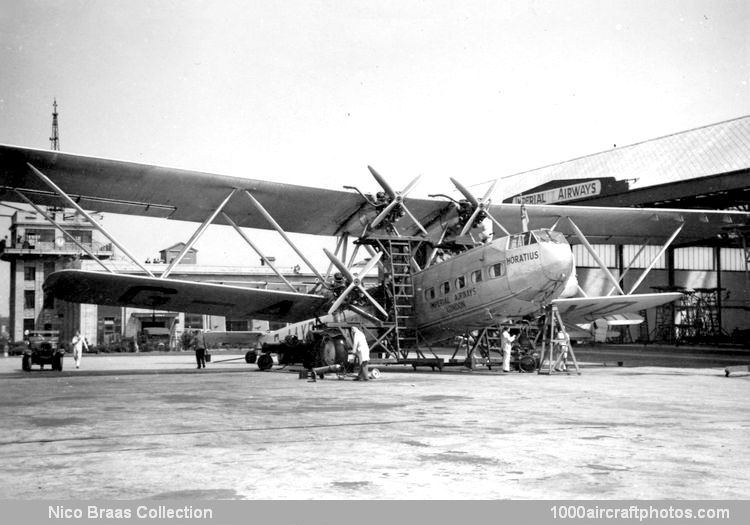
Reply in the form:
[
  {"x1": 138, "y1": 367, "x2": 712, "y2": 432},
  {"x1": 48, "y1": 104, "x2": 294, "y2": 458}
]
[{"x1": 505, "y1": 115, "x2": 750, "y2": 209}]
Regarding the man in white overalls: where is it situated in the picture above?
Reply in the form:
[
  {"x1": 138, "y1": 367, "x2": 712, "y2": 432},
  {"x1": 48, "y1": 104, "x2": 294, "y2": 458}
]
[
  {"x1": 501, "y1": 326, "x2": 516, "y2": 373},
  {"x1": 71, "y1": 330, "x2": 88, "y2": 369}
]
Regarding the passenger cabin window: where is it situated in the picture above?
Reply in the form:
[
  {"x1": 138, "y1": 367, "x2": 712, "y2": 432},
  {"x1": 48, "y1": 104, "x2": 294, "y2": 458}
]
[
  {"x1": 471, "y1": 269, "x2": 483, "y2": 283},
  {"x1": 441, "y1": 281, "x2": 450, "y2": 295},
  {"x1": 455, "y1": 276, "x2": 466, "y2": 289},
  {"x1": 425, "y1": 287, "x2": 436, "y2": 300},
  {"x1": 488, "y1": 262, "x2": 506, "y2": 278}
]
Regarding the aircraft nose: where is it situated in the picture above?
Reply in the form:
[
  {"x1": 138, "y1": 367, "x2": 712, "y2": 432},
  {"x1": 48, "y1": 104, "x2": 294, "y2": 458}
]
[{"x1": 539, "y1": 242, "x2": 574, "y2": 283}]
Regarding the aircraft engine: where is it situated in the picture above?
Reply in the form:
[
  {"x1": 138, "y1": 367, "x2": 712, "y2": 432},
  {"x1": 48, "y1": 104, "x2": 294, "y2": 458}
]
[{"x1": 259, "y1": 331, "x2": 348, "y2": 370}]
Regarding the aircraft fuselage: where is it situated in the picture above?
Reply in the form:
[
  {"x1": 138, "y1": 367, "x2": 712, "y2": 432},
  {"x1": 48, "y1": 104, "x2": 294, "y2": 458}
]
[{"x1": 412, "y1": 229, "x2": 574, "y2": 344}]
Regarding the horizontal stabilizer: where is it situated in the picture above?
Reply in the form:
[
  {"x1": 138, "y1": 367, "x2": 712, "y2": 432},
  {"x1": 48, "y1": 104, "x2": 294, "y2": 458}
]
[
  {"x1": 553, "y1": 292, "x2": 682, "y2": 323},
  {"x1": 44, "y1": 270, "x2": 328, "y2": 323}
]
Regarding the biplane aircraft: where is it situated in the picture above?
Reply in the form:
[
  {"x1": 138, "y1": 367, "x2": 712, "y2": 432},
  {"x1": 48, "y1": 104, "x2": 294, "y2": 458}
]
[{"x1": 2, "y1": 143, "x2": 748, "y2": 370}]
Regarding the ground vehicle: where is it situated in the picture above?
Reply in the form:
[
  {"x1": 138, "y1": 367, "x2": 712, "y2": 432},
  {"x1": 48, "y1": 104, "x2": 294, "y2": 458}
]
[{"x1": 22, "y1": 331, "x2": 65, "y2": 371}]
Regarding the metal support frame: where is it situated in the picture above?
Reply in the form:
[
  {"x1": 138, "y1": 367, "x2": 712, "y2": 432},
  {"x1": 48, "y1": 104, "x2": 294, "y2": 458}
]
[
  {"x1": 162, "y1": 189, "x2": 238, "y2": 279},
  {"x1": 221, "y1": 212, "x2": 297, "y2": 293},
  {"x1": 567, "y1": 217, "x2": 624, "y2": 295},
  {"x1": 449, "y1": 327, "x2": 499, "y2": 369},
  {"x1": 627, "y1": 223, "x2": 683, "y2": 295},
  {"x1": 13, "y1": 190, "x2": 114, "y2": 273},
  {"x1": 243, "y1": 190, "x2": 327, "y2": 284},
  {"x1": 27, "y1": 162, "x2": 155, "y2": 277},
  {"x1": 537, "y1": 304, "x2": 579, "y2": 375}
]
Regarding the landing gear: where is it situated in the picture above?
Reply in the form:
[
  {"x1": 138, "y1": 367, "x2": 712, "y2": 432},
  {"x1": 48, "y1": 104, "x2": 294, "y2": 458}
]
[
  {"x1": 518, "y1": 354, "x2": 537, "y2": 373},
  {"x1": 257, "y1": 353, "x2": 274, "y2": 371},
  {"x1": 244, "y1": 350, "x2": 257, "y2": 364}
]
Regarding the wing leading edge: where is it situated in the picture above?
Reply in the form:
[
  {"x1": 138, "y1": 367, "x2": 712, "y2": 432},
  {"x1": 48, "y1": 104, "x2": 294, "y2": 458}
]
[
  {"x1": 44, "y1": 270, "x2": 329, "y2": 324},
  {"x1": 553, "y1": 292, "x2": 683, "y2": 323}
]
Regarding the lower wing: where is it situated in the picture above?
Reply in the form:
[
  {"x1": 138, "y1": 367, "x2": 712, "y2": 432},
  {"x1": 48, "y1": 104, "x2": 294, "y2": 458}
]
[
  {"x1": 553, "y1": 292, "x2": 682, "y2": 324},
  {"x1": 44, "y1": 270, "x2": 328, "y2": 324}
]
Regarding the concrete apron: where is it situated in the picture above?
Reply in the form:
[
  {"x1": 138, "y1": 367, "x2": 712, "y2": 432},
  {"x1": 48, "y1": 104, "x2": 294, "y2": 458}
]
[{"x1": 0, "y1": 353, "x2": 748, "y2": 499}]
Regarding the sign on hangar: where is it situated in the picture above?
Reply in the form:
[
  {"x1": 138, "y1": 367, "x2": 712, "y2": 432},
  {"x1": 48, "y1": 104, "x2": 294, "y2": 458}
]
[{"x1": 504, "y1": 177, "x2": 630, "y2": 205}]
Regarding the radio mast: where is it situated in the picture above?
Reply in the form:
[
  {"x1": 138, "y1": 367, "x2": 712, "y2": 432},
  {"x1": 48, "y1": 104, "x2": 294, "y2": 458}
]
[{"x1": 50, "y1": 98, "x2": 60, "y2": 151}]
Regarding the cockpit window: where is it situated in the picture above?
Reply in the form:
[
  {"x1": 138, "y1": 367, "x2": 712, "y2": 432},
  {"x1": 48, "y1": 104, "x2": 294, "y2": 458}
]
[
  {"x1": 532, "y1": 229, "x2": 566, "y2": 244},
  {"x1": 549, "y1": 230, "x2": 566, "y2": 244},
  {"x1": 509, "y1": 232, "x2": 537, "y2": 248},
  {"x1": 533, "y1": 230, "x2": 551, "y2": 242}
]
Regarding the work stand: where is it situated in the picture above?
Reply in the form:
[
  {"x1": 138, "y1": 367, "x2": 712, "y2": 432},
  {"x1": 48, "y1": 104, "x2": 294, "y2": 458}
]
[
  {"x1": 354, "y1": 234, "x2": 445, "y2": 370},
  {"x1": 537, "y1": 304, "x2": 580, "y2": 375}
]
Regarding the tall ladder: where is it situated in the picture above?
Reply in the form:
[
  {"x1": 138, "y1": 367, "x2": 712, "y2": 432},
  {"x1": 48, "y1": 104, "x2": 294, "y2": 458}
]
[{"x1": 384, "y1": 239, "x2": 418, "y2": 357}]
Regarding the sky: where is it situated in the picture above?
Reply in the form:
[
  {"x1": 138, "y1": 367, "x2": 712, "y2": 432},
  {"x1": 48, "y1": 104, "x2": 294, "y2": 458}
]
[{"x1": 1, "y1": 0, "x2": 749, "y2": 316}]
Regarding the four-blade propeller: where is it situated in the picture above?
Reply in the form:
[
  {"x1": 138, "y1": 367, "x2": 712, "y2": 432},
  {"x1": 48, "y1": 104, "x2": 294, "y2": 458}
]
[
  {"x1": 449, "y1": 177, "x2": 509, "y2": 237},
  {"x1": 368, "y1": 166, "x2": 429, "y2": 235},
  {"x1": 323, "y1": 248, "x2": 388, "y2": 319}
]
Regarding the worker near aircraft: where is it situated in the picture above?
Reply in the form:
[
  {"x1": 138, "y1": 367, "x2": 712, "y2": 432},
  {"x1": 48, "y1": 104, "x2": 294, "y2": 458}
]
[
  {"x1": 555, "y1": 331, "x2": 568, "y2": 372},
  {"x1": 350, "y1": 325, "x2": 371, "y2": 381},
  {"x1": 193, "y1": 330, "x2": 207, "y2": 369},
  {"x1": 71, "y1": 330, "x2": 88, "y2": 369},
  {"x1": 501, "y1": 326, "x2": 516, "y2": 373}
]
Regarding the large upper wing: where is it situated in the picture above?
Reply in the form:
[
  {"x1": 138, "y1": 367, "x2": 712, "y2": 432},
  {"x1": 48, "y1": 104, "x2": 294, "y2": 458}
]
[
  {"x1": 553, "y1": 292, "x2": 683, "y2": 323},
  {"x1": 44, "y1": 270, "x2": 329, "y2": 323},
  {"x1": 0, "y1": 144, "x2": 442, "y2": 237},
  {"x1": 3, "y1": 143, "x2": 748, "y2": 243},
  {"x1": 490, "y1": 203, "x2": 746, "y2": 246}
]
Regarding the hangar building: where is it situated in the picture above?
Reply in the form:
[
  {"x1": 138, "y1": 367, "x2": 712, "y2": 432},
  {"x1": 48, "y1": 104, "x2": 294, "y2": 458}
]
[{"x1": 505, "y1": 115, "x2": 750, "y2": 344}]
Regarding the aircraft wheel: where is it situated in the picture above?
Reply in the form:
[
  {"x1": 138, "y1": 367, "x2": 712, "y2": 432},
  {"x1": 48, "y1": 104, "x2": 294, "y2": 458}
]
[
  {"x1": 369, "y1": 368, "x2": 381, "y2": 380},
  {"x1": 317, "y1": 337, "x2": 336, "y2": 366},
  {"x1": 22, "y1": 355, "x2": 31, "y2": 372},
  {"x1": 257, "y1": 354, "x2": 273, "y2": 371},
  {"x1": 518, "y1": 355, "x2": 537, "y2": 373},
  {"x1": 245, "y1": 351, "x2": 257, "y2": 364}
]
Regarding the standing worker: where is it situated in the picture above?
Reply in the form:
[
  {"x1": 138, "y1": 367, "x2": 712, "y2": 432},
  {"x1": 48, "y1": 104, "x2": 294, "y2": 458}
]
[
  {"x1": 350, "y1": 326, "x2": 371, "y2": 381},
  {"x1": 555, "y1": 331, "x2": 568, "y2": 372},
  {"x1": 501, "y1": 326, "x2": 516, "y2": 373},
  {"x1": 193, "y1": 330, "x2": 207, "y2": 369},
  {"x1": 71, "y1": 330, "x2": 88, "y2": 369}
]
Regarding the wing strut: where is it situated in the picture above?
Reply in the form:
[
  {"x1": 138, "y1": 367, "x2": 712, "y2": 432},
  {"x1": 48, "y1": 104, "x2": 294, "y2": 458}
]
[
  {"x1": 221, "y1": 212, "x2": 298, "y2": 293},
  {"x1": 26, "y1": 162, "x2": 155, "y2": 277},
  {"x1": 567, "y1": 216, "x2": 625, "y2": 295},
  {"x1": 13, "y1": 189, "x2": 115, "y2": 274},
  {"x1": 627, "y1": 224, "x2": 684, "y2": 295},
  {"x1": 606, "y1": 242, "x2": 649, "y2": 296},
  {"x1": 161, "y1": 189, "x2": 239, "y2": 278},
  {"x1": 243, "y1": 190, "x2": 327, "y2": 286}
]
